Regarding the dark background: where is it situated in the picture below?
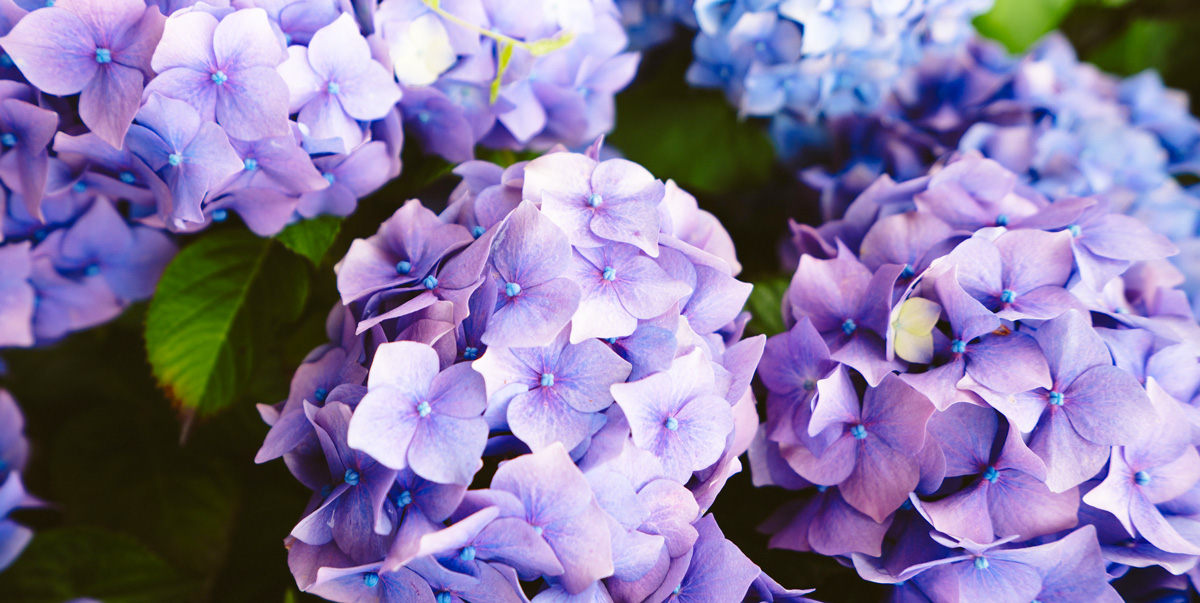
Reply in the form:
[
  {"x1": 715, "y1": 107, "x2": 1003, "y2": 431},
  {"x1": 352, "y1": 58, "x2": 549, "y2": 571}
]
[{"x1": 3, "y1": 0, "x2": 1199, "y2": 600}]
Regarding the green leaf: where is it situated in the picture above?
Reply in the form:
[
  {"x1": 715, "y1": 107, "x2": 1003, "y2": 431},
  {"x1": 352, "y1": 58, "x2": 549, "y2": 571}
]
[
  {"x1": 145, "y1": 228, "x2": 310, "y2": 416},
  {"x1": 745, "y1": 276, "x2": 791, "y2": 337},
  {"x1": 974, "y1": 0, "x2": 1076, "y2": 52},
  {"x1": 491, "y1": 42, "x2": 514, "y2": 104},
  {"x1": 275, "y1": 215, "x2": 343, "y2": 265},
  {"x1": 1087, "y1": 18, "x2": 1184, "y2": 76},
  {"x1": 0, "y1": 527, "x2": 196, "y2": 603},
  {"x1": 528, "y1": 32, "x2": 575, "y2": 56}
]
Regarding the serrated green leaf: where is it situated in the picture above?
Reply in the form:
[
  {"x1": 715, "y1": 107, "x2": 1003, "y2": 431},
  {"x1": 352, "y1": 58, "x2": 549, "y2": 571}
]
[
  {"x1": 0, "y1": 527, "x2": 196, "y2": 603},
  {"x1": 490, "y1": 42, "x2": 514, "y2": 104},
  {"x1": 528, "y1": 32, "x2": 574, "y2": 56},
  {"x1": 974, "y1": 0, "x2": 1076, "y2": 52},
  {"x1": 745, "y1": 276, "x2": 791, "y2": 337},
  {"x1": 145, "y1": 229, "x2": 310, "y2": 416},
  {"x1": 275, "y1": 215, "x2": 343, "y2": 265}
]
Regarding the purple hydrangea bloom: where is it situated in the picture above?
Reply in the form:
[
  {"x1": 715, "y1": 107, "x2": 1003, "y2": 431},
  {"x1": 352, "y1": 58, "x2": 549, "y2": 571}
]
[
  {"x1": 0, "y1": 390, "x2": 40, "y2": 570},
  {"x1": 145, "y1": 7, "x2": 290, "y2": 141},
  {"x1": 0, "y1": 0, "x2": 164, "y2": 148}
]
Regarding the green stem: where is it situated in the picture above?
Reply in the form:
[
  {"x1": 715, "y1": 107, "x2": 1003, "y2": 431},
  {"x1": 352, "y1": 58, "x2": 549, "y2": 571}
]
[{"x1": 422, "y1": 0, "x2": 536, "y2": 52}]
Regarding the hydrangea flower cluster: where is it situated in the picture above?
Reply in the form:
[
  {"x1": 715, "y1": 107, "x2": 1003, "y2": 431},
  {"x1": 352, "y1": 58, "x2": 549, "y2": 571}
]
[
  {"x1": 376, "y1": 0, "x2": 641, "y2": 163},
  {"x1": 754, "y1": 153, "x2": 1200, "y2": 601},
  {"x1": 616, "y1": 0, "x2": 695, "y2": 51},
  {"x1": 685, "y1": 0, "x2": 994, "y2": 132},
  {"x1": 257, "y1": 144, "x2": 812, "y2": 602},
  {"x1": 802, "y1": 33, "x2": 1200, "y2": 313},
  {"x1": 0, "y1": 389, "x2": 41, "y2": 571},
  {"x1": 0, "y1": 0, "x2": 645, "y2": 345}
]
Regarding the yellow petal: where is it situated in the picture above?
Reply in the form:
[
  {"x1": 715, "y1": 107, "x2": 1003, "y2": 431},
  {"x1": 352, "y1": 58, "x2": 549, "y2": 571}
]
[{"x1": 894, "y1": 330, "x2": 934, "y2": 364}]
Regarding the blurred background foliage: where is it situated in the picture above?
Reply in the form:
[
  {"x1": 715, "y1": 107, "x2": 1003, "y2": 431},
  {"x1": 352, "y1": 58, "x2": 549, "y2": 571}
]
[{"x1": 2, "y1": 1, "x2": 1198, "y2": 601}]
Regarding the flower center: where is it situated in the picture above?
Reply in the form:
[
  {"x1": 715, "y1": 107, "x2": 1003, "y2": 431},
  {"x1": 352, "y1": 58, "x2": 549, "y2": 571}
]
[
  {"x1": 850, "y1": 424, "x2": 867, "y2": 440},
  {"x1": 951, "y1": 339, "x2": 966, "y2": 354},
  {"x1": 211, "y1": 70, "x2": 228, "y2": 85},
  {"x1": 343, "y1": 468, "x2": 359, "y2": 486},
  {"x1": 995, "y1": 214, "x2": 1009, "y2": 227},
  {"x1": 395, "y1": 490, "x2": 412, "y2": 507},
  {"x1": 422, "y1": 275, "x2": 438, "y2": 290},
  {"x1": 1067, "y1": 224, "x2": 1081, "y2": 237},
  {"x1": 362, "y1": 572, "x2": 379, "y2": 587},
  {"x1": 243, "y1": 158, "x2": 258, "y2": 171},
  {"x1": 974, "y1": 557, "x2": 989, "y2": 570},
  {"x1": 211, "y1": 209, "x2": 228, "y2": 222},
  {"x1": 899, "y1": 264, "x2": 914, "y2": 279},
  {"x1": 841, "y1": 318, "x2": 857, "y2": 336},
  {"x1": 471, "y1": 225, "x2": 485, "y2": 239},
  {"x1": 84, "y1": 264, "x2": 100, "y2": 277},
  {"x1": 587, "y1": 193, "x2": 603, "y2": 207},
  {"x1": 505, "y1": 282, "x2": 522, "y2": 297},
  {"x1": 602, "y1": 266, "x2": 616, "y2": 281},
  {"x1": 436, "y1": 593, "x2": 452, "y2": 603},
  {"x1": 94, "y1": 48, "x2": 112, "y2": 64},
  {"x1": 417, "y1": 401, "x2": 431, "y2": 417},
  {"x1": 983, "y1": 466, "x2": 999, "y2": 483},
  {"x1": 464, "y1": 347, "x2": 479, "y2": 360},
  {"x1": 167, "y1": 153, "x2": 183, "y2": 166},
  {"x1": 533, "y1": 526, "x2": 543, "y2": 535},
  {"x1": 395, "y1": 260, "x2": 412, "y2": 275},
  {"x1": 816, "y1": 485, "x2": 828, "y2": 492},
  {"x1": 0, "y1": 54, "x2": 13, "y2": 68},
  {"x1": 1135, "y1": 470, "x2": 1151, "y2": 486},
  {"x1": 119, "y1": 170, "x2": 136, "y2": 184},
  {"x1": 802, "y1": 379, "x2": 815, "y2": 391},
  {"x1": 323, "y1": 172, "x2": 336, "y2": 184},
  {"x1": 314, "y1": 387, "x2": 328, "y2": 403},
  {"x1": 327, "y1": 82, "x2": 340, "y2": 95},
  {"x1": 1000, "y1": 289, "x2": 1016, "y2": 303},
  {"x1": 673, "y1": 585, "x2": 682, "y2": 595},
  {"x1": 459, "y1": 545, "x2": 476, "y2": 561},
  {"x1": 73, "y1": 181, "x2": 87, "y2": 193},
  {"x1": 0, "y1": 133, "x2": 15, "y2": 147},
  {"x1": 665, "y1": 416, "x2": 679, "y2": 431},
  {"x1": 1048, "y1": 391, "x2": 1064, "y2": 406},
  {"x1": 540, "y1": 373, "x2": 555, "y2": 387}
]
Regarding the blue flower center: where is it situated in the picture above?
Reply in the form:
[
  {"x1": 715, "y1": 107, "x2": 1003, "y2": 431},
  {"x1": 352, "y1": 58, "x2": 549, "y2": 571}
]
[
  {"x1": 471, "y1": 225, "x2": 485, "y2": 239},
  {"x1": 533, "y1": 526, "x2": 543, "y2": 536},
  {"x1": 422, "y1": 275, "x2": 438, "y2": 290},
  {"x1": 899, "y1": 264, "x2": 914, "y2": 279},
  {"x1": 0, "y1": 54, "x2": 13, "y2": 68},
  {"x1": 243, "y1": 158, "x2": 258, "y2": 171},
  {"x1": 587, "y1": 193, "x2": 603, "y2": 207},
  {"x1": 0, "y1": 133, "x2": 15, "y2": 147},
  {"x1": 605, "y1": 337, "x2": 618, "y2": 344},
  {"x1": 665, "y1": 416, "x2": 679, "y2": 431},
  {"x1": 211, "y1": 70, "x2": 228, "y2": 85},
  {"x1": 1000, "y1": 289, "x2": 1016, "y2": 303},
  {"x1": 850, "y1": 424, "x2": 867, "y2": 440},
  {"x1": 951, "y1": 339, "x2": 966, "y2": 354},
  {"x1": 983, "y1": 466, "x2": 999, "y2": 483},
  {"x1": 1048, "y1": 391, "x2": 1064, "y2": 406},
  {"x1": 73, "y1": 181, "x2": 87, "y2": 193},
  {"x1": 505, "y1": 282, "x2": 522, "y2": 297},
  {"x1": 417, "y1": 401, "x2": 431, "y2": 417},
  {"x1": 1135, "y1": 470, "x2": 1151, "y2": 486},
  {"x1": 995, "y1": 214, "x2": 1009, "y2": 227},
  {"x1": 418, "y1": 111, "x2": 431, "y2": 124},
  {"x1": 314, "y1": 387, "x2": 328, "y2": 403},
  {"x1": 362, "y1": 572, "x2": 379, "y2": 587},
  {"x1": 327, "y1": 82, "x2": 340, "y2": 95},
  {"x1": 602, "y1": 266, "x2": 616, "y2": 281},
  {"x1": 211, "y1": 209, "x2": 228, "y2": 222},
  {"x1": 167, "y1": 153, "x2": 183, "y2": 166},
  {"x1": 540, "y1": 373, "x2": 555, "y2": 387},
  {"x1": 343, "y1": 468, "x2": 359, "y2": 486},
  {"x1": 459, "y1": 545, "x2": 476, "y2": 561},
  {"x1": 436, "y1": 593, "x2": 452, "y2": 603},
  {"x1": 94, "y1": 48, "x2": 112, "y2": 64},
  {"x1": 84, "y1": 264, "x2": 100, "y2": 277},
  {"x1": 395, "y1": 260, "x2": 412, "y2": 275},
  {"x1": 816, "y1": 485, "x2": 828, "y2": 492},
  {"x1": 673, "y1": 585, "x2": 682, "y2": 595},
  {"x1": 464, "y1": 347, "x2": 479, "y2": 360},
  {"x1": 974, "y1": 557, "x2": 989, "y2": 570},
  {"x1": 323, "y1": 172, "x2": 335, "y2": 184},
  {"x1": 841, "y1": 319, "x2": 857, "y2": 336},
  {"x1": 395, "y1": 490, "x2": 412, "y2": 507},
  {"x1": 802, "y1": 379, "x2": 815, "y2": 391},
  {"x1": 119, "y1": 170, "x2": 136, "y2": 184},
  {"x1": 1067, "y1": 224, "x2": 1081, "y2": 237}
]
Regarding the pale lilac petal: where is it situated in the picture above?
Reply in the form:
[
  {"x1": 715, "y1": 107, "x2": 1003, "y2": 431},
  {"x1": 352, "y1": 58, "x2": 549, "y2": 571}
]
[
  {"x1": 78, "y1": 63, "x2": 143, "y2": 148},
  {"x1": 0, "y1": 7, "x2": 97, "y2": 95}
]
